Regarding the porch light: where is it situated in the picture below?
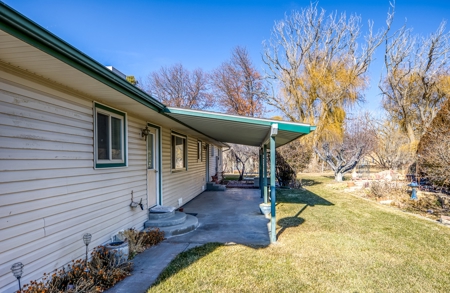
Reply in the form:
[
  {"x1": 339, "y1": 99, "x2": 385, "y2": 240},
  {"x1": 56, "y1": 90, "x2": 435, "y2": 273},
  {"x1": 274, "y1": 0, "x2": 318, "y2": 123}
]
[
  {"x1": 141, "y1": 126, "x2": 150, "y2": 141},
  {"x1": 82, "y1": 233, "x2": 92, "y2": 268},
  {"x1": 10, "y1": 262, "x2": 24, "y2": 291}
]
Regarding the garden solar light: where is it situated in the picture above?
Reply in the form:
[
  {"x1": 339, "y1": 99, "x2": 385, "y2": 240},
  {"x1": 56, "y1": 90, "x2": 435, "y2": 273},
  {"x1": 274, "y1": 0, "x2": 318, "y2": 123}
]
[
  {"x1": 83, "y1": 233, "x2": 92, "y2": 268},
  {"x1": 11, "y1": 262, "x2": 23, "y2": 291}
]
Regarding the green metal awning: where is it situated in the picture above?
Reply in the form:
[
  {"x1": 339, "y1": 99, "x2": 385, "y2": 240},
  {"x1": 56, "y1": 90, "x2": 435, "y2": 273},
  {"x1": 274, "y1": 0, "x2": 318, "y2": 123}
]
[{"x1": 164, "y1": 107, "x2": 315, "y2": 148}]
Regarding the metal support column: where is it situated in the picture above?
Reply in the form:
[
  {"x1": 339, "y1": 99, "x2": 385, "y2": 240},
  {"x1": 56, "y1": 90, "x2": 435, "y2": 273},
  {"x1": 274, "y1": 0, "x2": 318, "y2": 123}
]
[
  {"x1": 259, "y1": 148, "x2": 263, "y2": 198},
  {"x1": 270, "y1": 135, "x2": 276, "y2": 243},
  {"x1": 263, "y1": 144, "x2": 268, "y2": 204}
]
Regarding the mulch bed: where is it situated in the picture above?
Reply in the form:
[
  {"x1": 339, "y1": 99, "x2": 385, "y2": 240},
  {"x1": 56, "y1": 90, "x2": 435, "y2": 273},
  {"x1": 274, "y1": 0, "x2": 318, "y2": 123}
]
[{"x1": 225, "y1": 181, "x2": 259, "y2": 189}]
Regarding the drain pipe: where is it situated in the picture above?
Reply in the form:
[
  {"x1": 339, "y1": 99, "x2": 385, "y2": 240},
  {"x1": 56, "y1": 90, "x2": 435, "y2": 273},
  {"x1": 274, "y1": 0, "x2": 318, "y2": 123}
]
[{"x1": 269, "y1": 124, "x2": 278, "y2": 243}]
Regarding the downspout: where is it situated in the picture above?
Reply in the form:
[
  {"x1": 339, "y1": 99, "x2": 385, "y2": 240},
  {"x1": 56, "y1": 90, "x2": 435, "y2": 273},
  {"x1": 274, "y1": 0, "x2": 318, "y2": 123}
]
[
  {"x1": 263, "y1": 144, "x2": 268, "y2": 204},
  {"x1": 259, "y1": 148, "x2": 263, "y2": 198},
  {"x1": 269, "y1": 124, "x2": 278, "y2": 243}
]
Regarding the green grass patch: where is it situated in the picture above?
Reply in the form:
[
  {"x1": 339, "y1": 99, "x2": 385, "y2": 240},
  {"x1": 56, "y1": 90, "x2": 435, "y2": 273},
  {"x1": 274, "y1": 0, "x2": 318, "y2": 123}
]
[{"x1": 149, "y1": 174, "x2": 450, "y2": 293}]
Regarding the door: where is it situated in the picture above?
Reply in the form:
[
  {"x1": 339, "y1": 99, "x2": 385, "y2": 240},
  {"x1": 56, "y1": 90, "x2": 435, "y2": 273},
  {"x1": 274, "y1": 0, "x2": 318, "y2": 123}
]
[{"x1": 147, "y1": 126, "x2": 159, "y2": 208}]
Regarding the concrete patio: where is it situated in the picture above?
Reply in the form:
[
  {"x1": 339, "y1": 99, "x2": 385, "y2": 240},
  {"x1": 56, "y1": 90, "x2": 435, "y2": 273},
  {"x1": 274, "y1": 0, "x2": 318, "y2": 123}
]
[{"x1": 106, "y1": 188, "x2": 270, "y2": 293}]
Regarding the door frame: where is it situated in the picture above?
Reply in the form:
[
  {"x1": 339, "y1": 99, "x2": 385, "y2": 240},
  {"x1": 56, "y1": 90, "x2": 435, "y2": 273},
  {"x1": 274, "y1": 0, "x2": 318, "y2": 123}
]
[{"x1": 146, "y1": 123, "x2": 162, "y2": 206}]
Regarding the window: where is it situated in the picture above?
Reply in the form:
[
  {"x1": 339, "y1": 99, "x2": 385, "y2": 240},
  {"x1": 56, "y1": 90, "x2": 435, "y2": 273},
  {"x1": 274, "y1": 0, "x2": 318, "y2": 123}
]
[
  {"x1": 197, "y1": 141, "x2": 202, "y2": 162},
  {"x1": 147, "y1": 133, "x2": 154, "y2": 169},
  {"x1": 171, "y1": 133, "x2": 186, "y2": 170},
  {"x1": 94, "y1": 103, "x2": 127, "y2": 168},
  {"x1": 211, "y1": 145, "x2": 215, "y2": 157}
]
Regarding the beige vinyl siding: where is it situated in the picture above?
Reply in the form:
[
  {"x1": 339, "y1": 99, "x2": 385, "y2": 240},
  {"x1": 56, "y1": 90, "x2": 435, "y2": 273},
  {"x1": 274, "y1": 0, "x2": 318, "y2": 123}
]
[
  {"x1": 0, "y1": 74, "x2": 148, "y2": 292},
  {"x1": 160, "y1": 128, "x2": 207, "y2": 207},
  {"x1": 208, "y1": 144, "x2": 222, "y2": 180}
]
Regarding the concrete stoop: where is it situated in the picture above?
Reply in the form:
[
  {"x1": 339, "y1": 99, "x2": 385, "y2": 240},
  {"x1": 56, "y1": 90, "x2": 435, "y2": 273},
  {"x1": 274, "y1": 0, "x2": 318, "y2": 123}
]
[
  {"x1": 144, "y1": 210, "x2": 198, "y2": 237},
  {"x1": 206, "y1": 182, "x2": 226, "y2": 191}
]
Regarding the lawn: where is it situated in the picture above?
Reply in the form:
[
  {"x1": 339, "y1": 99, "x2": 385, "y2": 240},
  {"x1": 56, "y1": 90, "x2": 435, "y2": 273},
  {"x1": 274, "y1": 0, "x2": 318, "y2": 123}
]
[{"x1": 148, "y1": 175, "x2": 450, "y2": 293}]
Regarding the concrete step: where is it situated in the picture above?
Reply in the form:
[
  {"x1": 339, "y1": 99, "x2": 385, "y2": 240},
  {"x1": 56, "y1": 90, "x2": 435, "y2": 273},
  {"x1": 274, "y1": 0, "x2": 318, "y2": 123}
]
[
  {"x1": 148, "y1": 210, "x2": 175, "y2": 220},
  {"x1": 145, "y1": 214, "x2": 198, "y2": 238},
  {"x1": 144, "y1": 211, "x2": 186, "y2": 228}
]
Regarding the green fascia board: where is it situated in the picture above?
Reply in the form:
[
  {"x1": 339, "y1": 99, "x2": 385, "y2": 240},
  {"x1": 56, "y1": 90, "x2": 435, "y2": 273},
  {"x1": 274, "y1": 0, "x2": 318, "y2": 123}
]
[
  {"x1": 0, "y1": 3, "x2": 165, "y2": 113},
  {"x1": 165, "y1": 107, "x2": 314, "y2": 134}
]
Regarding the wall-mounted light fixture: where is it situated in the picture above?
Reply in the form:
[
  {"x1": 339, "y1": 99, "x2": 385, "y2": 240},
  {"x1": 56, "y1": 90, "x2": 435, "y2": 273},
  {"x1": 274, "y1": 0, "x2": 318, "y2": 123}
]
[
  {"x1": 141, "y1": 126, "x2": 150, "y2": 141},
  {"x1": 10, "y1": 262, "x2": 24, "y2": 291},
  {"x1": 82, "y1": 233, "x2": 92, "y2": 270}
]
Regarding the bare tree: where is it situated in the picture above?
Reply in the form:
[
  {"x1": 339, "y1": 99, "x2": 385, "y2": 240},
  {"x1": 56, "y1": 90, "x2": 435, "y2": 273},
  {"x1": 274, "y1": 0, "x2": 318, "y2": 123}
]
[
  {"x1": 370, "y1": 120, "x2": 414, "y2": 170},
  {"x1": 224, "y1": 144, "x2": 259, "y2": 181},
  {"x1": 211, "y1": 46, "x2": 266, "y2": 117},
  {"x1": 380, "y1": 21, "x2": 450, "y2": 146},
  {"x1": 314, "y1": 115, "x2": 377, "y2": 181},
  {"x1": 145, "y1": 63, "x2": 213, "y2": 109},
  {"x1": 262, "y1": 3, "x2": 393, "y2": 143}
]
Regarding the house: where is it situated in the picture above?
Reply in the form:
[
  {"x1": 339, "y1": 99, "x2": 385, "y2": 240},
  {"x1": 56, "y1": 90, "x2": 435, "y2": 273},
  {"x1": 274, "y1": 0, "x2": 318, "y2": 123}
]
[{"x1": 0, "y1": 3, "x2": 314, "y2": 292}]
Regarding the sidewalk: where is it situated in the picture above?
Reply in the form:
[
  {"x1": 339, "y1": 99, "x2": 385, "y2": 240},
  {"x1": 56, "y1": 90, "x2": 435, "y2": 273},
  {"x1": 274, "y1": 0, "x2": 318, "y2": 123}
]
[{"x1": 106, "y1": 189, "x2": 270, "y2": 293}]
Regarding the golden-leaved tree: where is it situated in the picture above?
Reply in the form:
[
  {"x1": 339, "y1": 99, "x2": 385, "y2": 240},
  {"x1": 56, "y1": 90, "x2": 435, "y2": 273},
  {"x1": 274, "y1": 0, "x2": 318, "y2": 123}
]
[{"x1": 263, "y1": 2, "x2": 393, "y2": 144}]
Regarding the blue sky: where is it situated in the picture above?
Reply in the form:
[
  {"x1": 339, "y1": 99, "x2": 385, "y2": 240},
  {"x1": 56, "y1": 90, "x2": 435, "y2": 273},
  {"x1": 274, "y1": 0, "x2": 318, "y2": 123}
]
[{"x1": 4, "y1": 0, "x2": 450, "y2": 114}]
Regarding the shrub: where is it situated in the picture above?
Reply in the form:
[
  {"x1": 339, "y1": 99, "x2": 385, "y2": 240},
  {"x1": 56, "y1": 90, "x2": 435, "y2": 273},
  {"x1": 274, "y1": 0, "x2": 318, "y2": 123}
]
[
  {"x1": 22, "y1": 246, "x2": 132, "y2": 293},
  {"x1": 124, "y1": 228, "x2": 165, "y2": 259},
  {"x1": 418, "y1": 99, "x2": 450, "y2": 187},
  {"x1": 20, "y1": 229, "x2": 164, "y2": 293}
]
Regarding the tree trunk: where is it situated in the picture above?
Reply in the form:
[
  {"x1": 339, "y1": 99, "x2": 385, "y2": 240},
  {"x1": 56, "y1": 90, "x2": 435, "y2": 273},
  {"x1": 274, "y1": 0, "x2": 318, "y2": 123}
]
[
  {"x1": 335, "y1": 172, "x2": 343, "y2": 182},
  {"x1": 238, "y1": 164, "x2": 245, "y2": 181},
  {"x1": 406, "y1": 123, "x2": 416, "y2": 145}
]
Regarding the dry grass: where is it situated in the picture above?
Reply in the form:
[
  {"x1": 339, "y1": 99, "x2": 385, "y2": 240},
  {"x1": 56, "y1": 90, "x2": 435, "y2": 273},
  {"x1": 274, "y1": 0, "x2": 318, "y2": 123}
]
[{"x1": 148, "y1": 175, "x2": 450, "y2": 293}]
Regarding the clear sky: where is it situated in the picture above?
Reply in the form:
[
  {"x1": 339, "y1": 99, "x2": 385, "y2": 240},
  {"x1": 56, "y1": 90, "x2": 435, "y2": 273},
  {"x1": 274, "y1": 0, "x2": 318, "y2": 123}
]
[{"x1": 4, "y1": 0, "x2": 450, "y2": 114}]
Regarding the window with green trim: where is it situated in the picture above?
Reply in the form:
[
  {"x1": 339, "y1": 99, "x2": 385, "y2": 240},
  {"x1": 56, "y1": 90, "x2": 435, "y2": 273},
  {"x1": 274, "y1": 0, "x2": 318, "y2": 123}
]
[
  {"x1": 172, "y1": 133, "x2": 186, "y2": 170},
  {"x1": 94, "y1": 103, "x2": 127, "y2": 168}
]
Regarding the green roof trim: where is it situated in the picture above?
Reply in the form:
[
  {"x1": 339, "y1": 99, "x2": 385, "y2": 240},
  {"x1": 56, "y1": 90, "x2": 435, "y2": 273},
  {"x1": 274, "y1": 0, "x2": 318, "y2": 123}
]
[
  {"x1": 164, "y1": 107, "x2": 314, "y2": 135},
  {"x1": 0, "y1": 2, "x2": 165, "y2": 113}
]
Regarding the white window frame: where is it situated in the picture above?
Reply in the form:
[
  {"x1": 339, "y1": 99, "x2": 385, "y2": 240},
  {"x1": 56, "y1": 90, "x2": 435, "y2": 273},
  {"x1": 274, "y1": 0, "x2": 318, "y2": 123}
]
[
  {"x1": 94, "y1": 102, "x2": 127, "y2": 169},
  {"x1": 171, "y1": 132, "x2": 187, "y2": 171}
]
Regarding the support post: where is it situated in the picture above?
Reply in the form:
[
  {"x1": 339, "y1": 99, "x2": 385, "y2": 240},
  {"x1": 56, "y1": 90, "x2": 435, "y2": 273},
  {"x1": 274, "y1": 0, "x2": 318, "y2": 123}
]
[
  {"x1": 259, "y1": 148, "x2": 263, "y2": 198},
  {"x1": 270, "y1": 135, "x2": 276, "y2": 243},
  {"x1": 263, "y1": 144, "x2": 268, "y2": 204}
]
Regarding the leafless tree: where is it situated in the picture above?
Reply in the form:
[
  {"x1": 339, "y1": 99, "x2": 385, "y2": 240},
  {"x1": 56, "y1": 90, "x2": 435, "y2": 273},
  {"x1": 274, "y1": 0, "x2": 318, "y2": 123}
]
[
  {"x1": 211, "y1": 46, "x2": 266, "y2": 117},
  {"x1": 314, "y1": 115, "x2": 377, "y2": 181},
  {"x1": 223, "y1": 144, "x2": 259, "y2": 181},
  {"x1": 145, "y1": 63, "x2": 214, "y2": 109},
  {"x1": 262, "y1": 2, "x2": 393, "y2": 143},
  {"x1": 380, "y1": 21, "x2": 450, "y2": 145},
  {"x1": 370, "y1": 119, "x2": 414, "y2": 170}
]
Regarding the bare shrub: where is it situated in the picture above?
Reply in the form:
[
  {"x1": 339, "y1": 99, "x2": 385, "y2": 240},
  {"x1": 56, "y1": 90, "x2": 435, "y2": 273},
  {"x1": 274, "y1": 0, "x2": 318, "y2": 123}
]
[
  {"x1": 22, "y1": 246, "x2": 132, "y2": 293},
  {"x1": 369, "y1": 181, "x2": 405, "y2": 199},
  {"x1": 124, "y1": 228, "x2": 165, "y2": 259}
]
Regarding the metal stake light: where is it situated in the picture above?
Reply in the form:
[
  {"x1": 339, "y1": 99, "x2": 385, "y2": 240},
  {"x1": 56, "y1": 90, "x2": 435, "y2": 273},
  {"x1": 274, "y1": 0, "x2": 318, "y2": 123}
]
[
  {"x1": 82, "y1": 233, "x2": 92, "y2": 267},
  {"x1": 11, "y1": 262, "x2": 24, "y2": 291}
]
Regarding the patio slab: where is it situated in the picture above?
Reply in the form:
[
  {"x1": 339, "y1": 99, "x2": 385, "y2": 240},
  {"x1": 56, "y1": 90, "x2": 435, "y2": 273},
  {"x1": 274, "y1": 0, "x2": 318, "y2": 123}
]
[
  {"x1": 167, "y1": 188, "x2": 270, "y2": 246},
  {"x1": 105, "y1": 189, "x2": 269, "y2": 293}
]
